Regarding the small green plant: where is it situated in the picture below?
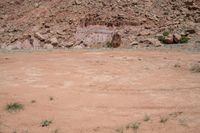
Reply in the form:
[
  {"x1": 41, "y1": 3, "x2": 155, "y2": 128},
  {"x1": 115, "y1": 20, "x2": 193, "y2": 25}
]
[
  {"x1": 180, "y1": 36, "x2": 189, "y2": 43},
  {"x1": 158, "y1": 36, "x2": 165, "y2": 43},
  {"x1": 190, "y1": 64, "x2": 200, "y2": 73},
  {"x1": 41, "y1": 120, "x2": 52, "y2": 127},
  {"x1": 6, "y1": 102, "x2": 24, "y2": 112},
  {"x1": 106, "y1": 41, "x2": 113, "y2": 48},
  {"x1": 126, "y1": 122, "x2": 140, "y2": 133},
  {"x1": 144, "y1": 114, "x2": 150, "y2": 122},
  {"x1": 160, "y1": 117, "x2": 168, "y2": 124},
  {"x1": 163, "y1": 31, "x2": 170, "y2": 36},
  {"x1": 49, "y1": 96, "x2": 54, "y2": 101}
]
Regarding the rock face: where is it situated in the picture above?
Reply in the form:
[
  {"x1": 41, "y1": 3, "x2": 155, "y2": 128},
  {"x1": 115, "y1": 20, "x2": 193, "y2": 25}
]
[
  {"x1": 111, "y1": 33, "x2": 121, "y2": 48},
  {"x1": 0, "y1": 0, "x2": 200, "y2": 49}
]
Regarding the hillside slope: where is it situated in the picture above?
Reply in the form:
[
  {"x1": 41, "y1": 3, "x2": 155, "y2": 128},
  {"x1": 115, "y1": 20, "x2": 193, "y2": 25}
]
[{"x1": 0, "y1": 0, "x2": 200, "y2": 49}]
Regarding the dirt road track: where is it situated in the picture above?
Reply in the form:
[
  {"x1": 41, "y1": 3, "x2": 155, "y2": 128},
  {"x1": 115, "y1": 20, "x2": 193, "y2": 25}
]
[{"x1": 0, "y1": 49, "x2": 200, "y2": 133}]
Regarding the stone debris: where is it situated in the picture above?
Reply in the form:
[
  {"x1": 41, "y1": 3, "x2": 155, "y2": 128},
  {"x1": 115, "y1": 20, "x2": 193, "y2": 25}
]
[{"x1": 0, "y1": 0, "x2": 199, "y2": 49}]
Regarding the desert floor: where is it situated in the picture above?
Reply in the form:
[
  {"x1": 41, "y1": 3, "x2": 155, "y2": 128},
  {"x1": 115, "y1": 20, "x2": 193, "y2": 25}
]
[{"x1": 0, "y1": 49, "x2": 200, "y2": 133}]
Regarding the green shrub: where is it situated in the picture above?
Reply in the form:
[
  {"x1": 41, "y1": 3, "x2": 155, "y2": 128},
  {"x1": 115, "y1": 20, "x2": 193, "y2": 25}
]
[
  {"x1": 163, "y1": 31, "x2": 170, "y2": 36},
  {"x1": 41, "y1": 120, "x2": 52, "y2": 127},
  {"x1": 126, "y1": 122, "x2": 140, "y2": 130},
  {"x1": 158, "y1": 36, "x2": 165, "y2": 43},
  {"x1": 106, "y1": 41, "x2": 113, "y2": 48},
  {"x1": 180, "y1": 36, "x2": 189, "y2": 43},
  {"x1": 6, "y1": 102, "x2": 24, "y2": 112}
]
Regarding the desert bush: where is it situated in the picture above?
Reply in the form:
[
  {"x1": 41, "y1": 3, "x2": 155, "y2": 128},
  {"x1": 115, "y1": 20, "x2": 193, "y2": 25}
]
[
  {"x1": 106, "y1": 41, "x2": 113, "y2": 48},
  {"x1": 6, "y1": 102, "x2": 23, "y2": 112},
  {"x1": 163, "y1": 31, "x2": 170, "y2": 36},
  {"x1": 158, "y1": 36, "x2": 165, "y2": 43},
  {"x1": 180, "y1": 36, "x2": 190, "y2": 43},
  {"x1": 41, "y1": 120, "x2": 52, "y2": 127}
]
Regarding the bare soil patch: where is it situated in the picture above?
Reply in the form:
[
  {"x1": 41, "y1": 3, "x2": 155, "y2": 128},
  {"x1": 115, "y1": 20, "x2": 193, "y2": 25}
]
[{"x1": 0, "y1": 49, "x2": 200, "y2": 133}]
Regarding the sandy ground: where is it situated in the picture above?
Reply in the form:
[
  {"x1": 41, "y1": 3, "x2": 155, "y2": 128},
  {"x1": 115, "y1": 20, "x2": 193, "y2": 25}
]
[{"x1": 0, "y1": 49, "x2": 200, "y2": 133}]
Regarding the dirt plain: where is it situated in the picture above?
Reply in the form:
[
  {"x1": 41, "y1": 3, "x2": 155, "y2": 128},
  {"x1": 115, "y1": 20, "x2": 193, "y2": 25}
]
[{"x1": 0, "y1": 49, "x2": 200, "y2": 133}]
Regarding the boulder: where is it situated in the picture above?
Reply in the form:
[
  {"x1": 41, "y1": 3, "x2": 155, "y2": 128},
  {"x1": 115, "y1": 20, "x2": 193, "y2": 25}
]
[
  {"x1": 73, "y1": 41, "x2": 87, "y2": 49},
  {"x1": 34, "y1": 32, "x2": 46, "y2": 41},
  {"x1": 34, "y1": 3, "x2": 40, "y2": 8},
  {"x1": 32, "y1": 38, "x2": 41, "y2": 49},
  {"x1": 195, "y1": 17, "x2": 200, "y2": 23},
  {"x1": 21, "y1": 39, "x2": 32, "y2": 49},
  {"x1": 137, "y1": 30, "x2": 151, "y2": 36},
  {"x1": 140, "y1": 38, "x2": 162, "y2": 47},
  {"x1": 173, "y1": 34, "x2": 181, "y2": 43},
  {"x1": 73, "y1": 45, "x2": 84, "y2": 49},
  {"x1": 148, "y1": 38, "x2": 162, "y2": 47},
  {"x1": 43, "y1": 44, "x2": 54, "y2": 49},
  {"x1": 0, "y1": 43, "x2": 7, "y2": 49},
  {"x1": 62, "y1": 42, "x2": 74, "y2": 48},
  {"x1": 164, "y1": 34, "x2": 174, "y2": 44},
  {"x1": 111, "y1": 33, "x2": 121, "y2": 48},
  {"x1": 74, "y1": 0, "x2": 82, "y2": 5},
  {"x1": 184, "y1": 1, "x2": 194, "y2": 6},
  {"x1": 50, "y1": 37, "x2": 58, "y2": 46},
  {"x1": 130, "y1": 41, "x2": 139, "y2": 46},
  {"x1": 186, "y1": 29, "x2": 196, "y2": 34},
  {"x1": 6, "y1": 41, "x2": 22, "y2": 50}
]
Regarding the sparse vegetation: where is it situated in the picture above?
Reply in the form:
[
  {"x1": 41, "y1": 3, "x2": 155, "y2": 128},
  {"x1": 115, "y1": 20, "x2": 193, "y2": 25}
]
[
  {"x1": 41, "y1": 120, "x2": 52, "y2": 127},
  {"x1": 143, "y1": 114, "x2": 150, "y2": 122},
  {"x1": 126, "y1": 122, "x2": 140, "y2": 133},
  {"x1": 106, "y1": 41, "x2": 113, "y2": 48},
  {"x1": 180, "y1": 36, "x2": 190, "y2": 43},
  {"x1": 190, "y1": 64, "x2": 200, "y2": 73},
  {"x1": 163, "y1": 31, "x2": 170, "y2": 37},
  {"x1": 158, "y1": 31, "x2": 190, "y2": 44},
  {"x1": 160, "y1": 117, "x2": 168, "y2": 124},
  {"x1": 6, "y1": 102, "x2": 24, "y2": 112},
  {"x1": 158, "y1": 35, "x2": 165, "y2": 43}
]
